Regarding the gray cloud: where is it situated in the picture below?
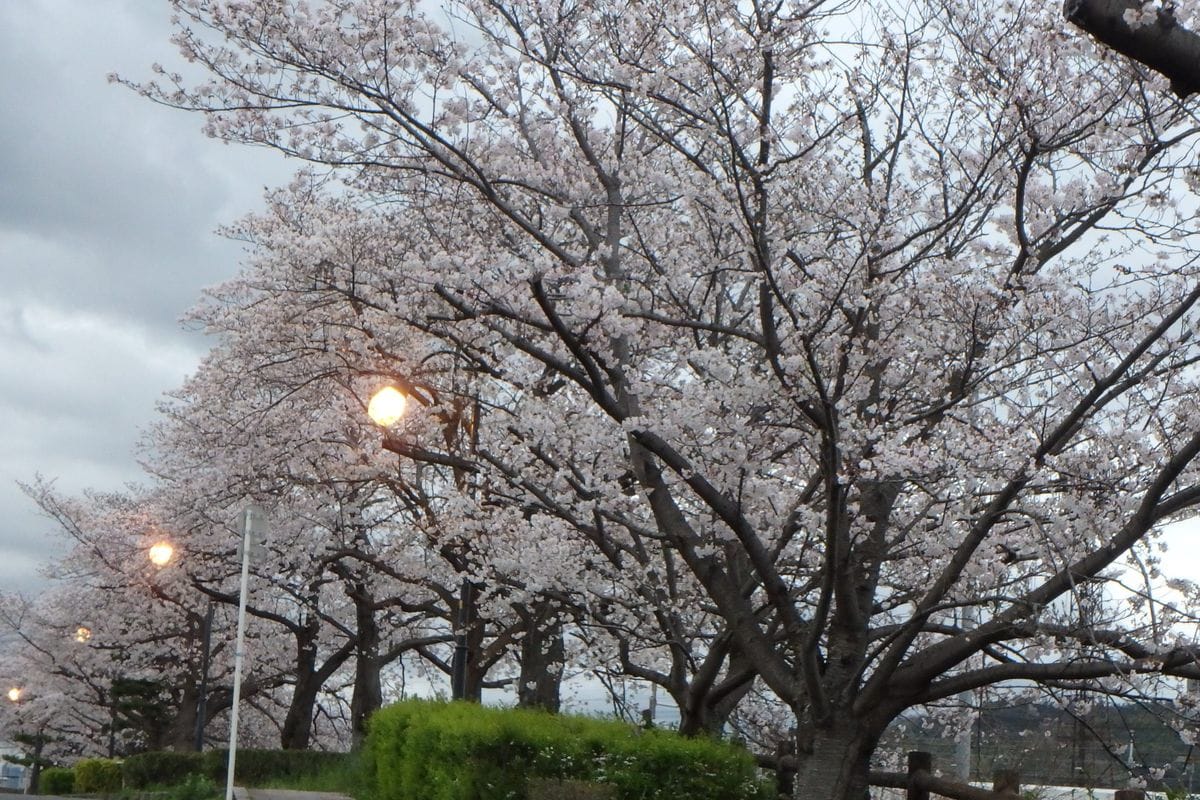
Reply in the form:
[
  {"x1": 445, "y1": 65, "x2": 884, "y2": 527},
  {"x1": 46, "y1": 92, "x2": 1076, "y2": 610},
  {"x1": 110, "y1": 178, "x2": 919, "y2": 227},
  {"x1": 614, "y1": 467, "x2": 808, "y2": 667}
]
[
  {"x1": 0, "y1": 0, "x2": 293, "y2": 591},
  {"x1": 0, "y1": 1, "x2": 290, "y2": 332}
]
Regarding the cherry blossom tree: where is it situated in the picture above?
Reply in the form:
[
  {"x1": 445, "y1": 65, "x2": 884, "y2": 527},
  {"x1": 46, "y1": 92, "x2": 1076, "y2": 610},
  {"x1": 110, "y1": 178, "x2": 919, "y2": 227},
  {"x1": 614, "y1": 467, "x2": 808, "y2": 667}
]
[
  {"x1": 117, "y1": 0, "x2": 1200, "y2": 796},
  {"x1": 190, "y1": 176, "x2": 755, "y2": 728},
  {"x1": 0, "y1": 485, "x2": 237, "y2": 755},
  {"x1": 145, "y1": 365, "x2": 449, "y2": 748}
]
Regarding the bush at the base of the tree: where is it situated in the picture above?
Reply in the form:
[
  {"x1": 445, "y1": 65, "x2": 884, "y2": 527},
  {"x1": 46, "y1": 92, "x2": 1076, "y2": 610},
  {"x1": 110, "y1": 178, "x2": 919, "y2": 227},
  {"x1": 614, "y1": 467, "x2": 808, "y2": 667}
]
[
  {"x1": 167, "y1": 773, "x2": 219, "y2": 800},
  {"x1": 122, "y1": 749, "x2": 351, "y2": 789},
  {"x1": 122, "y1": 752, "x2": 206, "y2": 789},
  {"x1": 363, "y1": 700, "x2": 770, "y2": 800},
  {"x1": 39, "y1": 767, "x2": 74, "y2": 795},
  {"x1": 219, "y1": 749, "x2": 350, "y2": 786},
  {"x1": 73, "y1": 758, "x2": 123, "y2": 794},
  {"x1": 526, "y1": 777, "x2": 616, "y2": 800}
]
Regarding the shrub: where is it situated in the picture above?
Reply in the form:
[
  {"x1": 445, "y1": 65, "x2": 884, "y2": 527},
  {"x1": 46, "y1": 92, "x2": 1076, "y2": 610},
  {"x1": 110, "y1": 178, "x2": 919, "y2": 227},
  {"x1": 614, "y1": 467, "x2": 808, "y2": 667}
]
[
  {"x1": 363, "y1": 700, "x2": 770, "y2": 800},
  {"x1": 73, "y1": 758, "x2": 123, "y2": 794},
  {"x1": 39, "y1": 767, "x2": 74, "y2": 795},
  {"x1": 221, "y1": 749, "x2": 351, "y2": 786},
  {"x1": 124, "y1": 749, "x2": 351, "y2": 789},
  {"x1": 527, "y1": 778, "x2": 615, "y2": 800},
  {"x1": 168, "y1": 773, "x2": 219, "y2": 800},
  {"x1": 123, "y1": 752, "x2": 206, "y2": 789}
]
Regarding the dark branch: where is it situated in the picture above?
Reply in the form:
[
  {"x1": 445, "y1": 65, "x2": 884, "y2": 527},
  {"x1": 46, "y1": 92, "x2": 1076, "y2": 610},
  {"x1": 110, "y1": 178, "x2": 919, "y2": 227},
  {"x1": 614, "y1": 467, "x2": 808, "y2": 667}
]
[{"x1": 1066, "y1": 0, "x2": 1200, "y2": 96}]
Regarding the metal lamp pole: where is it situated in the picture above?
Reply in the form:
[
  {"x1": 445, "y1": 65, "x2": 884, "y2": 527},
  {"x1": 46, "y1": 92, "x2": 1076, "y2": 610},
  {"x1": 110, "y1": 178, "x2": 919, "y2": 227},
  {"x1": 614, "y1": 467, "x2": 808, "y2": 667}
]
[
  {"x1": 225, "y1": 505, "x2": 265, "y2": 800},
  {"x1": 451, "y1": 578, "x2": 472, "y2": 700}
]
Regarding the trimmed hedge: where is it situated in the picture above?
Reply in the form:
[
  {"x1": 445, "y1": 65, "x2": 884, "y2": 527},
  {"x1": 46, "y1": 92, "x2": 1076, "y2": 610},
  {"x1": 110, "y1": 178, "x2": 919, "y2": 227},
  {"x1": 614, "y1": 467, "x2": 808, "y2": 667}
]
[
  {"x1": 39, "y1": 767, "x2": 74, "y2": 795},
  {"x1": 74, "y1": 758, "x2": 123, "y2": 794},
  {"x1": 122, "y1": 749, "x2": 352, "y2": 789},
  {"x1": 363, "y1": 700, "x2": 769, "y2": 800},
  {"x1": 223, "y1": 749, "x2": 349, "y2": 786},
  {"x1": 123, "y1": 751, "x2": 205, "y2": 788}
]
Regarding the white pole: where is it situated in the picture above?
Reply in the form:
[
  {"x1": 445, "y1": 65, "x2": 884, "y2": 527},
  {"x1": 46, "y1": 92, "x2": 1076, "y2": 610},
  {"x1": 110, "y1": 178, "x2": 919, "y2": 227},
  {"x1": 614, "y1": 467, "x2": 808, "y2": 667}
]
[{"x1": 225, "y1": 505, "x2": 263, "y2": 800}]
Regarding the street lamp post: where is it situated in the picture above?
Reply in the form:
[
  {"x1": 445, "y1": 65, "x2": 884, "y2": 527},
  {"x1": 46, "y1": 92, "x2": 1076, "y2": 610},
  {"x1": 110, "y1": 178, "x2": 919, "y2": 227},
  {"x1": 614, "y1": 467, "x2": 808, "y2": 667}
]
[
  {"x1": 368, "y1": 385, "x2": 472, "y2": 702},
  {"x1": 226, "y1": 505, "x2": 266, "y2": 800},
  {"x1": 450, "y1": 579, "x2": 472, "y2": 701}
]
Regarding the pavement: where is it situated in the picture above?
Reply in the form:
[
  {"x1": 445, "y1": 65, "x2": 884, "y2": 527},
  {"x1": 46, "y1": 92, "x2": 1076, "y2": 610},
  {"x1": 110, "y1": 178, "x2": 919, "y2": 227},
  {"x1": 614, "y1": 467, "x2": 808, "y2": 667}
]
[{"x1": 232, "y1": 790, "x2": 354, "y2": 800}]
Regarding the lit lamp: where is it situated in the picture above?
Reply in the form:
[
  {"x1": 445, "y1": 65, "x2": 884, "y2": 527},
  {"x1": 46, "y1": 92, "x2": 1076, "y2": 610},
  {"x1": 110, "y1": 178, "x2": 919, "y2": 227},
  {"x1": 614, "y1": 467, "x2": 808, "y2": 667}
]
[
  {"x1": 6, "y1": 687, "x2": 21, "y2": 703},
  {"x1": 368, "y1": 386, "x2": 408, "y2": 427},
  {"x1": 148, "y1": 541, "x2": 174, "y2": 567},
  {"x1": 74, "y1": 627, "x2": 92, "y2": 643}
]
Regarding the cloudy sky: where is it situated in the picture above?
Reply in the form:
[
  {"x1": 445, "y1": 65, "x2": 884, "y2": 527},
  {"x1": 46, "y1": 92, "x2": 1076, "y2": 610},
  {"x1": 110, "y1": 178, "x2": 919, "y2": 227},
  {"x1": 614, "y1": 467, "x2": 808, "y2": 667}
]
[{"x1": 0, "y1": 1, "x2": 292, "y2": 591}]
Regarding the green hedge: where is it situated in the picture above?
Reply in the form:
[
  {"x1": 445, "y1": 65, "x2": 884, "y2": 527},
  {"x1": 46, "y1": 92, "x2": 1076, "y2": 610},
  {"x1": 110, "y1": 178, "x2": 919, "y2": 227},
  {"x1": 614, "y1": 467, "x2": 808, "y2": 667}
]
[
  {"x1": 122, "y1": 749, "x2": 352, "y2": 789},
  {"x1": 74, "y1": 758, "x2": 123, "y2": 794},
  {"x1": 364, "y1": 700, "x2": 769, "y2": 800},
  {"x1": 123, "y1": 751, "x2": 206, "y2": 788},
  {"x1": 225, "y1": 749, "x2": 350, "y2": 786},
  {"x1": 39, "y1": 767, "x2": 74, "y2": 795}
]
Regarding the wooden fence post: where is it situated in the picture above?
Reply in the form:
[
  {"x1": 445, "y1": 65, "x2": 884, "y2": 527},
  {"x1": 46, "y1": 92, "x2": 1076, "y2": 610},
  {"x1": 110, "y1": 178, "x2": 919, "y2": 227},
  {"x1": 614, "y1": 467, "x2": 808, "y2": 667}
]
[
  {"x1": 992, "y1": 767, "x2": 1020, "y2": 796},
  {"x1": 907, "y1": 751, "x2": 932, "y2": 800}
]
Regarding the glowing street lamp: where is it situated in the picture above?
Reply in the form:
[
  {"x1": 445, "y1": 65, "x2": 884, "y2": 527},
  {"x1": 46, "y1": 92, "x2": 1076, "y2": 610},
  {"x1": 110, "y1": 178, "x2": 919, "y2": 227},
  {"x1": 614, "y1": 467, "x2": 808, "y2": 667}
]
[
  {"x1": 148, "y1": 541, "x2": 174, "y2": 567},
  {"x1": 367, "y1": 386, "x2": 408, "y2": 427},
  {"x1": 74, "y1": 627, "x2": 92, "y2": 643},
  {"x1": 7, "y1": 687, "x2": 21, "y2": 703}
]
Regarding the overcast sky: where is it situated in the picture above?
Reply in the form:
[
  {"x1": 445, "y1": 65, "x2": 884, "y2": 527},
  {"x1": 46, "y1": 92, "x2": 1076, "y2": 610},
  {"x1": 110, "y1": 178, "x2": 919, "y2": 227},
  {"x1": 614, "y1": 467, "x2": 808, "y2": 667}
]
[{"x1": 0, "y1": 1, "x2": 291, "y2": 591}]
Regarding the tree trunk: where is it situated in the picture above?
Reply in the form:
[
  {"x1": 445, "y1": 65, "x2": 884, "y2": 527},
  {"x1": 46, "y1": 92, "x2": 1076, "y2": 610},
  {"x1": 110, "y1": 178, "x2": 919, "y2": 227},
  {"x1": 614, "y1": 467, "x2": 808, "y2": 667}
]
[
  {"x1": 350, "y1": 586, "x2": 383, "y2": 745},
  {"x1": 790, "y1": 719, "x2": 879, "y2": 800},
  {"x1": 280, "y1": 669, "x2": 323, "y2": 750},
  {"x1": 281, "y1": 618, "x2": 321, "y2": 750},
  {"x1": 28, "y1": 736, "x2": 42, "y2": 796},
  {"x1": 516, "y1": 600, "x2": 564, "y2": 712},
  {"x1": 463, "y1": 606, "x2": 486, "y2": 702},
  {"x1": 165, "y1": 683, "x2": 199, "y2": 752}
]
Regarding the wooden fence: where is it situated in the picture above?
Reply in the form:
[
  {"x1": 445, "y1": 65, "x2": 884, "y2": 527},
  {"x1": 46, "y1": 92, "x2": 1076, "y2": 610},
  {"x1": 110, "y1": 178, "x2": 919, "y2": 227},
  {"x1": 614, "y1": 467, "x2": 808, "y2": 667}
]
[{"x1": 761, "y1": 747, "x2": 1151, "y2": 800}]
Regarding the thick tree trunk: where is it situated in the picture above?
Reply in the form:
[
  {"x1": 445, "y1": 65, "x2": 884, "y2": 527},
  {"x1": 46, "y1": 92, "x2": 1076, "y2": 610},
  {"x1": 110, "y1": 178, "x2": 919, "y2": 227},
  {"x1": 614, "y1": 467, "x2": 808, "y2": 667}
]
[
  {"x1": 278, "y1": 625, "x2": 359, "y2": 749},
  {"x1": 516, "y1": 600, "x2": 564, "y2": 712},
  {"x1": 281, "y1": 617, "x2": 321, "y2": 750},
  {"x1": 462, "y1": 607, "x2": 486, "y2": 702},
  {"x1": 165, "y1": 684, "x2": 199, "y2": 752},
  {"x1": 791, "y1": 719, "x2": 879, "y2": 800},
  {"x1": 350, "y1": 586, "x2": 382, "y2": 745},
  {"x1": 280, "y1": 669, "x2": 323, "y2": 750}
]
